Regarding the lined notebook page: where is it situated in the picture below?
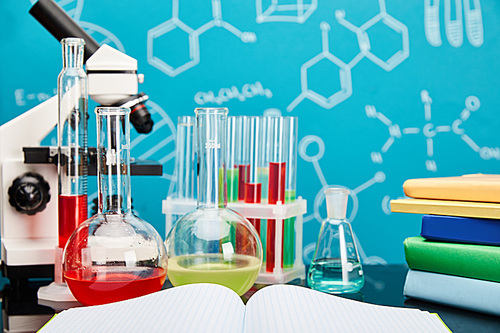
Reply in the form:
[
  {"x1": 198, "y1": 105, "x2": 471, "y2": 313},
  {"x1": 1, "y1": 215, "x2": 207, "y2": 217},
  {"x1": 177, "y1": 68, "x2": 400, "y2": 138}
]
[
  {"x1": 243, "y1": 285, "x2": 450, "y2": 333},
  {"x1": 39, "y1": 284, "x2": 245, "y2": 333}
]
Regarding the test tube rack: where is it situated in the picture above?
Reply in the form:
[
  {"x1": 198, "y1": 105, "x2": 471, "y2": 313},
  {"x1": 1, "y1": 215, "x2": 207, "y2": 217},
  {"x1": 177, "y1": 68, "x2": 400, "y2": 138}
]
[{"x1": 162, "y1": 197, "x2": 307, "y2": 284}]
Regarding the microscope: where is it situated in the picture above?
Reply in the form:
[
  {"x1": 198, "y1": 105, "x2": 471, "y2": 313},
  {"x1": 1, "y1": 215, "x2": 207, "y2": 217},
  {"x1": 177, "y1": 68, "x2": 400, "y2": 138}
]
[{"x1": 0, "y1": 0, "x2": 156, "y2": 283}]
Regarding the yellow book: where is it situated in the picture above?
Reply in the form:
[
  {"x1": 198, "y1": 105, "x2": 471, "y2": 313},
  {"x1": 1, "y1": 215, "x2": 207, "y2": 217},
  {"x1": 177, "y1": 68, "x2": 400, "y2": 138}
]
[
  {"x1": 391, "y1": 198, "x2": 500, "y2": 219},
  {"x1": 403, "y1": 174, "x2": 500, "y2": 203}
]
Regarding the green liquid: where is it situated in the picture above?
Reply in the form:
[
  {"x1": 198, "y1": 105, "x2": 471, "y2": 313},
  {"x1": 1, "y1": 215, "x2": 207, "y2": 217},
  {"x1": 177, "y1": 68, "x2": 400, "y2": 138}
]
[
  {"x1": 284, "y1": 189, "x2": 296, "y2": 268},
  {"x1": 167, "y1": 254, "x2": 262, "y2": 296},
  {"x1": 258, "y1": 167, "x2": 269, "y2": 200},
  {"x1": 227, "y1": 168, "x2": 239, "y2": 203}
]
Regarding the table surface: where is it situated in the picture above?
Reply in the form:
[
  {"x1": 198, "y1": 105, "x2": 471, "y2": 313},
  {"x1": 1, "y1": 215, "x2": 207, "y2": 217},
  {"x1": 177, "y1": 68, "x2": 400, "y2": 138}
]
[{"x1": 1, "y1": 265, "x2": 499, "y2": 332}]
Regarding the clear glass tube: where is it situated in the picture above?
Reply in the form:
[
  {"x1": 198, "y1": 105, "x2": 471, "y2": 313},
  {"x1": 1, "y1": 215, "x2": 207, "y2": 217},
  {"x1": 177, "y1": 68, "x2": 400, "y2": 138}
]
[
  {"x1": 259, "y1": 115, "x2": 274, "y2": 202},
  {"x1": 266, "y1": 116, "x2": 288, "y2": 272},
  {"x1": 307, "y1": 187, "x2": 364, "y2": 294},
  {"x1": 197, "y1": 108, "x2": 227, "y2": 208},
  {"x1": 284, "y1": 116, "x2": 298, "y2": 268},
  {"x1": 244, "y1": 116, "x2": 264, "y2": 234},
  {"x1": 226, "y1": 116, "x2": 239, "y2": 203},
  {"x1": 63, "y1": 107, "x2": 168, "y2": 306},
  {"x1": 58, "y1": 38, "x2": 88, "y2": 251},
  {"x1": 166, "y1": 108, "x2": 263, "y2": 296},
  {"x1": 175, "y1": 116, "x2": 196, "y2": 199},
  {"x1": 236, "y1": 116, "x2": 250, "y2": 202}
]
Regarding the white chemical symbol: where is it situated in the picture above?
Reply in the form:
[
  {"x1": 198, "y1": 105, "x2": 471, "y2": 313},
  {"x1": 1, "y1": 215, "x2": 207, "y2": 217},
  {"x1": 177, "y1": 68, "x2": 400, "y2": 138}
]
[
  {"x1": 256, "y1": 0, "x2": 317, "y2": 24},
  {"x1": 147, "y1": 0, "x2": 257, "y2": 77},
  {"x1": 424, "y1": 0, "x2": 483, "y2": 48},
  {"x1": 299, "y1": 135, "x2": 387, "y2": 265},
  {"x1": 366, "y1": 90, "x2": 492, "y2": 174},
  {"x1": 287, "y1": 0, "x2": 409, "y2": 112}
]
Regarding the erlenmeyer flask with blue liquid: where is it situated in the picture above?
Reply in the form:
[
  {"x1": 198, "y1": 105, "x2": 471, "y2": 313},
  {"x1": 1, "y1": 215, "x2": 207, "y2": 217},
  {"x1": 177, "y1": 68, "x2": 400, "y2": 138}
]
[{"x1": 307, "y1": 187, "x2": 364, "y2": 294}]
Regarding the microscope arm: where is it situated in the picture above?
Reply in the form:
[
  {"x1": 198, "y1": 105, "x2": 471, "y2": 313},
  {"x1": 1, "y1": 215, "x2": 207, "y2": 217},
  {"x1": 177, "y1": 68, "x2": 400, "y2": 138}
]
[{"x1": 0, "y1": 96, "x2": 57, "y2": 162}]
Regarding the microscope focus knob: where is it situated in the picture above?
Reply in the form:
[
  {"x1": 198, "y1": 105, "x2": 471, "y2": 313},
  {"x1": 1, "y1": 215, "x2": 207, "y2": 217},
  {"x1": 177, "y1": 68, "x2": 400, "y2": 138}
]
[{"x1": 8, "y1": 172, "x2": 51, "y2": 215}]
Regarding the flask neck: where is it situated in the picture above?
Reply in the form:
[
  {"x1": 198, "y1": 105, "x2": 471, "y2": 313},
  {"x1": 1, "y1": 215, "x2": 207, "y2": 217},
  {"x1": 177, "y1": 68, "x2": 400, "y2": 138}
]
[
  {"x1": 62, "y1": 38, "x2": 85, "y2": 69},
  {"x1": 325, "y1": 187, "x2": 349, "y2": 220},
  {"x1": 96, "y1": 108, "x2": 132, "y2": 215},
  {"x1": 196, "y1": 108, "x2": 228, "y2": 209}
]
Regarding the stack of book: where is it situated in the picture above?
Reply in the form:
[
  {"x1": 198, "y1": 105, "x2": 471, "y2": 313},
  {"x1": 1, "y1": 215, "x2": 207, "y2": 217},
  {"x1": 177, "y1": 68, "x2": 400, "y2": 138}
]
[{"x1": 391, "y1": 174, "x2": 500, "y2": 316}]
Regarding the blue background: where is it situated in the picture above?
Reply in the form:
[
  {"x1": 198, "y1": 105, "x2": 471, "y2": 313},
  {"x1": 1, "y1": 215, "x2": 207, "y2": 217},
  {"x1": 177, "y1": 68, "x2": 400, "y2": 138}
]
[{"x1": 1, "y1": 0, "x2": 499, "y2": 264}]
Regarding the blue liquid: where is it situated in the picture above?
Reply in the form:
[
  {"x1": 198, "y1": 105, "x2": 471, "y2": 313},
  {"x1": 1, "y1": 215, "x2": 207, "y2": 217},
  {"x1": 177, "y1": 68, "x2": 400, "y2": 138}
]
[{"x1": 307, "y1": 258, "x2": 364, "y2": 294}]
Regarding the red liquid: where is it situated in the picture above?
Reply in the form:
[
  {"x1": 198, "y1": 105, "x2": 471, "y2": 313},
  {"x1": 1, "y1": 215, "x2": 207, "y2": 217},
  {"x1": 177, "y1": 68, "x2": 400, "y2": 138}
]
[
  {"x1": 237, "y1": 164, "x2": 250, "y2": 201},
  {"x1": 244, "y1": 183, "x2": 262, "y2": 234},
  {"x1": 59, "y1": 195, "x2": 88, "y2": 248},
  {"x1": 267, "y1": 162, "x2": 286, "y2": 272},
  {"x1": 64, "y1": 267, "x2": 166, "y2": 306}
]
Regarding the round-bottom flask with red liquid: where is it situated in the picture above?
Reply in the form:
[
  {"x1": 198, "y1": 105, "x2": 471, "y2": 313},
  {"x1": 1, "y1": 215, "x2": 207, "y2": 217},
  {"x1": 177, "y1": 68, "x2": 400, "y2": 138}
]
[{"x1": 63, "y1": 107, "x2": 167, "y2": 306}]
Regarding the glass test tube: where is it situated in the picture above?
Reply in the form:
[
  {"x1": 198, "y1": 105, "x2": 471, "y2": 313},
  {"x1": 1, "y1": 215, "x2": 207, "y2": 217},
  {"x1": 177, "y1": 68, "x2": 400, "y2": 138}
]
[
  {"x1": 284, "y1": 116, "x2": 298, "y2": 268},
  {"x1": 266, "y1": 116, "x2": 287, "y2": 272},
  {"x1": 244, "y1": 117, "x2": 264, "y2": 234},
  {"x1": 226, "y1": 116, "x2": 239, "y2": 203},
  {"x1": 57, "y1": 38, "x2": 88, "y2": 257},
  {"x1": 236, "y1": 116, "x2": 250, "y2": 202},
  {"x1": 175, "y1": 116, "x2": 196, "y2": 199}
]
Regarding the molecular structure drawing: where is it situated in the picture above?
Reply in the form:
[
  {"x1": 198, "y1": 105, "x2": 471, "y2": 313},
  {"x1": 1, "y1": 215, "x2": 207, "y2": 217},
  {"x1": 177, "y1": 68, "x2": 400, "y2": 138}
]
[
  {"x1": 424, "y1": 0, "x2": 483, "y2": 48},
  {"x1": 147, "y1": 0, "x2": 257, "y2": 77},
  {"x1": 367, "y1": 90, "x2": 494, "y2": 175},
  {"x1": 287, "y1": 0, "x2": 409, "y2": 112},
  {"x1": 256, "y1": 0, "x2": 317, "y2": 24},
  {"x1": 298, "y1": 135, "x2": 387, "y2": 265}
]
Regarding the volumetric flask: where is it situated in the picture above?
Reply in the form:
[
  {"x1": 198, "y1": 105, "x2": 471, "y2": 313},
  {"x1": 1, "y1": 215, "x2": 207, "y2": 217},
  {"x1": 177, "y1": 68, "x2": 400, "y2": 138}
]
[
  {"x1": 166, "y1": 108, "x2": 263, "y2": 296},
  {"x1": 63, "y1": 107, "x2": 168, "y2": 306},
  {"x1": 307, "y1": 187, "x2": 364, "y2": 294}
]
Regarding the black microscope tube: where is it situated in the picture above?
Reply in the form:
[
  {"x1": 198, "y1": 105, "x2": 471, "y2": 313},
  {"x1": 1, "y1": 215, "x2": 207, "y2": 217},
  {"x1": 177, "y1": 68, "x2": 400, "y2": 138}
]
[{"x1": 29, "y1": 0, "x2": 100, "y2": 62}]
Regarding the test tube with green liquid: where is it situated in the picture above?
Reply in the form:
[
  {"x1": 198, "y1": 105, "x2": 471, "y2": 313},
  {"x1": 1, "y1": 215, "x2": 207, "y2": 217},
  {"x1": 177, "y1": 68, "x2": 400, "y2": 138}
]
[
  {"x1": 226, "y1": 116, "x2": 239, "y2": 203},
  {"x1": 284, "y1": 116, "x2": 298, "y2": 268}
]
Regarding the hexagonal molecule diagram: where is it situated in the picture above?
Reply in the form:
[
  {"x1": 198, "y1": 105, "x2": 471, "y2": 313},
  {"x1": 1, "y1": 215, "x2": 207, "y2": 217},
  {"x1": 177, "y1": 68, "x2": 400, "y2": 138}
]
[
  {"x1": 148, "y1": 0, "x2": 257, "y2": 77},
  {"x1": 256, "y1": 0, "x2": 318, "y2": 24},
  {"x1": 287, "y1": 0, "x2": 409, "y2": 112}
]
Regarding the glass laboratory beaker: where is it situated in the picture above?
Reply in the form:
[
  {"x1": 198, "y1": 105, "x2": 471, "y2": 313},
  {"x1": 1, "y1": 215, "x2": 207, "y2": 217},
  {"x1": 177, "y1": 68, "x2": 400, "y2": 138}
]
[
  {"x1": 63, "y1": 107, "x2": 168, "y2": 306},
  {"x1": 57, "y1": 38, "x2": 88, "y2": 283},
  {"x1": 307, "y1": 187, "x2": 364, "y2": 294},
  {"x1": 166, "y1": 108, "x2": 263, "y2": 296}
]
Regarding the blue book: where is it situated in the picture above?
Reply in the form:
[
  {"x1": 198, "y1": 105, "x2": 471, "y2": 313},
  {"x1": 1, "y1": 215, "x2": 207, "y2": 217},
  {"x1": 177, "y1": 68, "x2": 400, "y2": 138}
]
[
  {"x1": 421, "y1": 215, "x2": 500, "y2": 246},
  {"x1": 404, "y1": 269, "x2": 500, "y2": 316}
]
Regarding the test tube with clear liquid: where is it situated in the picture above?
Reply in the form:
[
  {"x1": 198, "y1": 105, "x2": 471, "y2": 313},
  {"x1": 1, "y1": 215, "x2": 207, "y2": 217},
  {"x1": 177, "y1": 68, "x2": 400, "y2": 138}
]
[
  {"x1": 57, "y1": 38, "x2": 88, "y2": 283},
  {"x1": 174, "y1": 116, "x2": 196, "y2": 200}
]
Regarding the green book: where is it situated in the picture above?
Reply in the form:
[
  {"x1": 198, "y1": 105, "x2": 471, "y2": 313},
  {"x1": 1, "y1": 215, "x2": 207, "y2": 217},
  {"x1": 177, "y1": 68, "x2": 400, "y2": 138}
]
[{"x1": 404, "y1": 236, "x2": 500, "y2": 283}]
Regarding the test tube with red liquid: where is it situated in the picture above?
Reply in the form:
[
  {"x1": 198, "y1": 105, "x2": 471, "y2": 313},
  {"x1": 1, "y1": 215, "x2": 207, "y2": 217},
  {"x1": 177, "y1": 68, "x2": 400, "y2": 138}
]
[
  {"x1": 57, "y1": 38, "x2": 88, "y2": 283},
  {"x1": 266, "y1": 116, "x2": 287, "y2": 272},
  {"x1": 244, "y1": 117, "x2": 264, "y2": 233}
]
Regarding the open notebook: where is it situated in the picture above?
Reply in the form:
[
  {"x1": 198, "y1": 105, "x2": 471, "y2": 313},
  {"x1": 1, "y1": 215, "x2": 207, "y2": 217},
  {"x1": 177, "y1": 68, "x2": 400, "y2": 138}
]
[{"x1": 39, "y1": 284, "x2": 450, "y2": 333}]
